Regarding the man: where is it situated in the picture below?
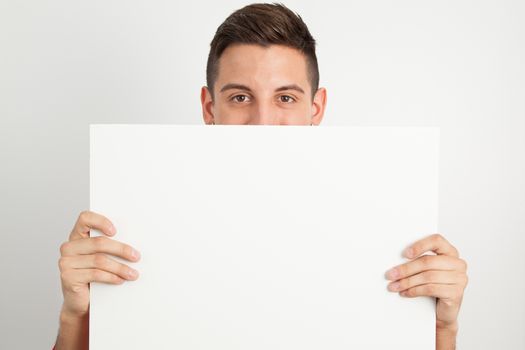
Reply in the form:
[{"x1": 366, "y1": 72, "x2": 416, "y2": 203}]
[{"x1": 54, "y1": 3, "x2": 468, "y2": 349}]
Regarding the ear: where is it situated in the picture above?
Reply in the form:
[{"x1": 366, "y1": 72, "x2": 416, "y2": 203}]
[
  {"x1": 311, "y1": 87, "x2": 327, "y2": 126},
  {"x1": 200, "y1": 86, "x2": 215, "y2": 125}
]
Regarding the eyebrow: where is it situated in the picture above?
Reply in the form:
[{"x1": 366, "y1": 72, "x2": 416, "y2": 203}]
[
  {"x1": 275, "y1": 84, "x2": 305, "y2": 94},
  {"x1": 219, "y1": 83, "x2": 305, "y2": 94}
]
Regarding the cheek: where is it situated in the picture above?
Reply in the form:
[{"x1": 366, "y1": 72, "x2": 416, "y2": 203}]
[
  {"x1": 214, "y1": 100, "x2": 313, "y2": 125},
  {"x1": 280, "y1": 114, "x2": 310, "y2": 125},
  {"x1": 280, "y1": 103, "x2": 312, "y2": 125},
  {"x1": 215, "y1": 104, "x2": 251, "y2": 124}
]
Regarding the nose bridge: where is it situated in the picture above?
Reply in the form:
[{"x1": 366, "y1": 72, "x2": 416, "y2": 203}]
[{"x1": 253, "y1": 100, "x2": 279, "y2": 125}]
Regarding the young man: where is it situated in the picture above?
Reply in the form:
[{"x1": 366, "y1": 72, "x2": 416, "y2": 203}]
[{"x1": 54, "y1": 3, "x2": 468, "y2": 349}]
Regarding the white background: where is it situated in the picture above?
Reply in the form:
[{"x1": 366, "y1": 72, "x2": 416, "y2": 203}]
[{"x1": 0, "y1": 0, "x2": 523, "y2": 348}]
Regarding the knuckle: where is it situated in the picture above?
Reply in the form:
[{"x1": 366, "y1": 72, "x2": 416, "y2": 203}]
[
  {"x1": 92, "y1": 269, "x2": 104, "y2": 281},
  {"x1": 93, "y1": 236, "x2": 108, "y2": 250},
  {"x1": 60, "y1": 270, "x2": 71, "y2": 283},
  {"x1": 79, "y1": 210, "x2": 91, "y2": 223},
  {"x1": 424, "y1": 284, "x2": 436, "y2": 295},
  {"x1": 58, "y1": 257, "x2": 68, "y2": 271},
  {"x1": 93, "y1": 253, "x2": 109, "y2": 269},
  {"x1": 461, "y1": 272, "x2": 469, "y2": 286},
  {"x1": 431, "y1": 233, "x2": 444, "y2": 243},
  {"x1": 112, "y1": 274, "x2": 124, "y2": 283},
  {"x1": 423, "y1": 270, "x2": 437, "y2": 282},
  {"x1": 399, "y1": 278, "x2": 409, "y2": 290},
  {"x1": 451, "y1": 246, "x2": 460, "y2": 257},
  {"x1": 71, "y1": 284, "x2": 82, "y2": 293},
  {"x1": 458, "y1": 258, "x2": 467, "y2": 271},
  {"x1": 122, "y1": 244, "x2": 133, "y2": 258},
  {"x1": 396, "y1": 264, "x2": 407, "y2": 277},
  {"x1": 59, "y1": 241, "x2": 70, "y2": 256},
  {"x1": 420, "y1": 254, "x2": 432, "y2": 266},
  {"x1": 118, "y1": 263, "x2": 129, "y2": 277},
  {"x1": 411, "y1": 243, "x2": 422, "y2": 253}
]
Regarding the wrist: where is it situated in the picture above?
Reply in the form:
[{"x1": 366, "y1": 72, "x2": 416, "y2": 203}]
[
  {"x1": 436, "y1": 321, "x2": 458, "y2": 350},
  {"x1": 436, "y1": 320, "x2": 458, "y2": 334},
  {"x1": 59, "y1": 308, "x2": 88, "y2": 326}
]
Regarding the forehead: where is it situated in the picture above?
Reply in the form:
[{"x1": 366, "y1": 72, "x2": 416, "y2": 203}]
[{"x1": 216, "y1": 44, "x2": 310, "y2": 93}]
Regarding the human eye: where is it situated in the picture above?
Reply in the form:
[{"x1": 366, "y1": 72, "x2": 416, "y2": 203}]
[
  {"x1": 230, "y1": 94, "x2": 251, "y2": 103},
  {"x1": 278, "y1": 95, "x2": 296, "y2": 103}
]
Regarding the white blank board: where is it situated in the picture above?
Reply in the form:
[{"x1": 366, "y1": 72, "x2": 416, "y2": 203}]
[{"x1": 90, "y1": 125, "x2": 438, "y2": 349}]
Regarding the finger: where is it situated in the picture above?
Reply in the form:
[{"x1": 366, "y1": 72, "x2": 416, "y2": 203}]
[
  {"x1": 399, "y1": 283, "x2": 463, "y2": 299},
  {"x1": 60, "y1": 236, "x2": 141, "y2": 262},
  {"x1": 386, "y1": 254, "x2": 467, "y2": 281},
  {"x1": 404, "y1": 233, "x2": 459, "y2": 259},
  {"x1": 59, "y1": 254, "x2": 139, "y2": 281},
  {"x1": 387, "y1": 270, "x2": 467, "y2": 292},
  {"x1": 63, "y1": 268, "x2": 127, "y2": 288},
  {"x1": 69, "y1": 211, "x2": 116, "y2": 241}
]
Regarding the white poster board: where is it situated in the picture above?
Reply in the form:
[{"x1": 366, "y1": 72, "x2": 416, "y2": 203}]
[{"x1": 90, "y1": 125, "x2": 438, "y2": 349}]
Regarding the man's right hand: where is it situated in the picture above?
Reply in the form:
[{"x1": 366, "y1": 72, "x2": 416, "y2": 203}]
[{"x1": 55, "y1": 211, "x2": 141, "y2": 350}]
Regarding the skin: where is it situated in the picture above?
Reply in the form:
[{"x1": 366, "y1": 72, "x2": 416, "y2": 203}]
[
  {"x1": 55, "y1": 43, "x2": 468, "y2": 350},
  {"x1": 200, "y1": 44, "x2": 326, "y2": 125}
]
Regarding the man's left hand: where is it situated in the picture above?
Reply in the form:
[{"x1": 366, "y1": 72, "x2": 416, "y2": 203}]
[{"x1": 385, "y1": 233, "x2": 468, "y2": 330}]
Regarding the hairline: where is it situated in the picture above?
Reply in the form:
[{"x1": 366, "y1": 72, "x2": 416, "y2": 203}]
[{"x1": 209, "y1": 43, "x2": 318, "y2": 102}]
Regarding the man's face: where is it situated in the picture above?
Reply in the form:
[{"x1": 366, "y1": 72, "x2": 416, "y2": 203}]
[{"x1": 201, "y1": 44, "x2": 327, "y2": 125}]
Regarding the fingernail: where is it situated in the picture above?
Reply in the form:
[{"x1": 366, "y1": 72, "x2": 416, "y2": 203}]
[
  {"x1": 404, "y1": 247, "x2": 413, "y2": 258},
  {"x1": 386, "y1": 268, "x2": 399, "y2": 280},
  {"x1": 127, "y1": 269, "x2": 139, "y2": 279},
  {"x1": 388, "y1": 282, "x2": 400, "y2": 291},
  {"x1": 131, "y1": 248, "x2": 141, "y2": 260},
  {"x1": 108, "y1": 225, "x2": 116, "y2": 235}
]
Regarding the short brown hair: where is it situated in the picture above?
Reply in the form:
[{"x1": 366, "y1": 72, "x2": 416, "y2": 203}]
[{"x1": 206, "y1": 3, "x2": 319, "y2": 99}]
